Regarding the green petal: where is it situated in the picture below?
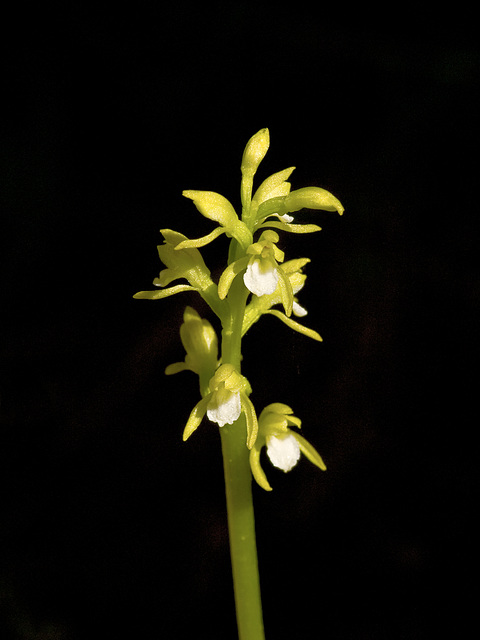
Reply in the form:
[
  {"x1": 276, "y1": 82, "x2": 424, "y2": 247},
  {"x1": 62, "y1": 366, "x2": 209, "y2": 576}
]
[
  {"x1": 284, "y1": 187, "x2": 344, "y2": 215},
  {"x1": 154, "y1": 271, "x2": 176, "y2": 287},
  {"x1": 217, "y1": 256, "x2": 250, "y2": 300},
  {"x1": 286, "y1": 415, "x2": 302, "y2": 429},
  {"x1": 281, "y1": 258, "x2": 311, "y2": 274},
  {"x1": 229, "y1": 220, "x2": 253, "y2": 252},
  {"x1": 160, "y1": 228, "x2": 190, "y2": 245},
  {"x1": 183, "y1": 190, "x2": 239, "y2": 226},
  {"x1": 255, "y1": 196, "x2": 287, "y2": 221},
  {"x1": 257, "y1": 221, "x2": 322, "y2": 234},
  {"x1": 276, "y1": 268, "x2": 294, "y2": 317},
  {"x1": 261, "y1": 402, "x2": 295, "y2": 416},
  {"x1": 133, "y1": 284, "x2": 197, "y2": 300},
  {"x1": 291, "y1": 432, "x2": 327, "y2": 471},
  {"x1": 264, "y1": 310, "x2": 323, "y2": 342},
  {"x1": 241, "y1": 303, "x2": 262, "y2": 337},
  {"x1": 249, "y1": 445, "x2": 272, "y2": 491},
  {"x1": 182, "y1": 394, "x2": 211, "y2": 441},
  {"x1": 252, "y1": 167, "x2": 295, "y2": 206},
  {"x1": 241, "y1": 392, "x2": 259, "y2": 449},
  {"x1": 174, "y1": 226, "x2": 227, "y2": 250},
  {"x1": 260, "y1": 414, "x2": 289, "y2": 433},
  {"x1": 165, "y1": 362, "x2": 189, "y2": 375}
]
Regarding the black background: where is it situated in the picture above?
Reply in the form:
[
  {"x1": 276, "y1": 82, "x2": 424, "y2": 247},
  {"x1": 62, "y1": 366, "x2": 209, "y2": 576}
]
[{"x1": 1, "y1": 3, "x2": 478, "y2": 639}]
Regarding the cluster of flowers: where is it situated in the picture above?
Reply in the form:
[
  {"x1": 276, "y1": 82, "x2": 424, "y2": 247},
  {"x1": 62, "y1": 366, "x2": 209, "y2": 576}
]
[{"x1": 134, "y1": 129, "x2": 343, "y2": 490}]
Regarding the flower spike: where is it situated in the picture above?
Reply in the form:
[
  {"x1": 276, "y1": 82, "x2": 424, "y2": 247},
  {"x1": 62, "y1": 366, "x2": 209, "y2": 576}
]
[{"x1": 133, "y1": 129, "x2": 343, "y2": 634}]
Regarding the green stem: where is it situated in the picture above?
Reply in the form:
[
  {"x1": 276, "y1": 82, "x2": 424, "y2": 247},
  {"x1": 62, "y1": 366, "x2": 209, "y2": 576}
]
[
  {"x1": 220, "y1": 418, "x2": 265, "y2": 640},
  {"x1": 220, "y1": 274, "x2": 265, "y2": 640}
]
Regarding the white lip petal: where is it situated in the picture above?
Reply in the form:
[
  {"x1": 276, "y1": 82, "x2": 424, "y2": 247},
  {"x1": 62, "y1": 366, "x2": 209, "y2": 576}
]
[
  {"x1": 207, "y1": 390, "x2": 242, "y2": 427},
  {"x1": 244, "y1": 259, "x2": 279, "y2": 296},
  {"x1": 266, "y1": 434, "x2": 301, "y2": 472}
]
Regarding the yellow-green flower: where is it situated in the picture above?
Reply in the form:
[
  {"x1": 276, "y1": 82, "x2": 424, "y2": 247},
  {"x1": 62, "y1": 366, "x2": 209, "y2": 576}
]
[
  {"x1": 243, "y1": 230, "x2": 284, "y2": 296},
  {"x1": 183, "y1": 364, "x2": 258, "y2": 448},
  {"x1": 133, "y1": 229, "x2": 225, "y2": 318},
  {"x1": 249, "y1": 403, "x2": 326, "y2": 491},
  {"x1": 165, "y1": 306, "x2": 218, "y2": 394},
  {"x1": 218, "y1": 230, "x2": 294, "y2": 316},
  {"x1": 241, "y1": 258, "x2": 323, "y2": 342}
]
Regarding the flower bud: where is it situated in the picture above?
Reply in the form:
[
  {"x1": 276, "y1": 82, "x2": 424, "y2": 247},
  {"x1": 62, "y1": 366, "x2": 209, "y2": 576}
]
[
  {"x1": 241, "y1": 128, "x2": 270, "y2": 178},
  {"x1": 179, "y1": 306, "x2": 218, "y2": 376}
]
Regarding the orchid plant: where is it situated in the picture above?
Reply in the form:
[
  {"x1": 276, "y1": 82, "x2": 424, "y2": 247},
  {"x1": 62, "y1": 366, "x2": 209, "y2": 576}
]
[{"x1": 134, "y1": 129, "x2": 343, "y2": 639}]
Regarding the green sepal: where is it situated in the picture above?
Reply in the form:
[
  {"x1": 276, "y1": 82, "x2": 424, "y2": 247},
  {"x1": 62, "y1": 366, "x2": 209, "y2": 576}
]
[
  {"x1": 281, "y1": 257, "x2": 311, "y2": 274},
  {"x1": 251, "y1": 167, "x2": 295, "y2": 208},
  {"x1": 133, "y1": 284, "x2": 197, "y2": 300},
  {"x1": 290, "y1": 431, "x2": 327, "y2": 471},
  {"x1": 229, "y1": 220, "x2": 254, "y2": 251},
  {"x1": 249, "y1": 444, "x2": 272, "y2": 492},
  {"x1": 240, "y1": 128, "x2": 270, "y2": 211},
  {"x1": 156, "y1": 229, "x2": 214, "y2": 290},
  {"x1": 259, "y1": 403, "x2": 303, "y2": 431},
  {"x1": 165, "y1": 362, "x2": 189, "y2": 375},
  {"x1": 241, "y1": 392, "x2": 259, "y2": 449},
  {"x1": 257, "y1": 221, "x2": 322, "y2": 234},
  {"x1": 180, "y1": 192, "x2": 252, "y2": 251},
  {"x1": 255, "y1": 196, "x2": 287, "y2": 221},
  {"x1": 218, "y1": 255, "x2": 250, "y2": 300},
  {"x1": 276, "y1": 267, "x2": 294, "y2": 317},
  {"x1": 264, "y1": 309, "x2": 323, "y2": 342},
  {"x1": 183, "y1": 394, "x2": 211, "y2": 441},
  {"x1": 255, "y1": 186, "x2": 344, "y2": 224},
  {"x1": 261, "y1": 402, "x2": 295, "y2": 416},
  {"x1": 183, "y1": 190, "x2": 238, "y2": 226},
  {"x1": 284, "y1": 187, "x2": 344, "y2": 215},
  {"x1": 174, "y1": 226, "x2": 227, "y2": 250}
]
